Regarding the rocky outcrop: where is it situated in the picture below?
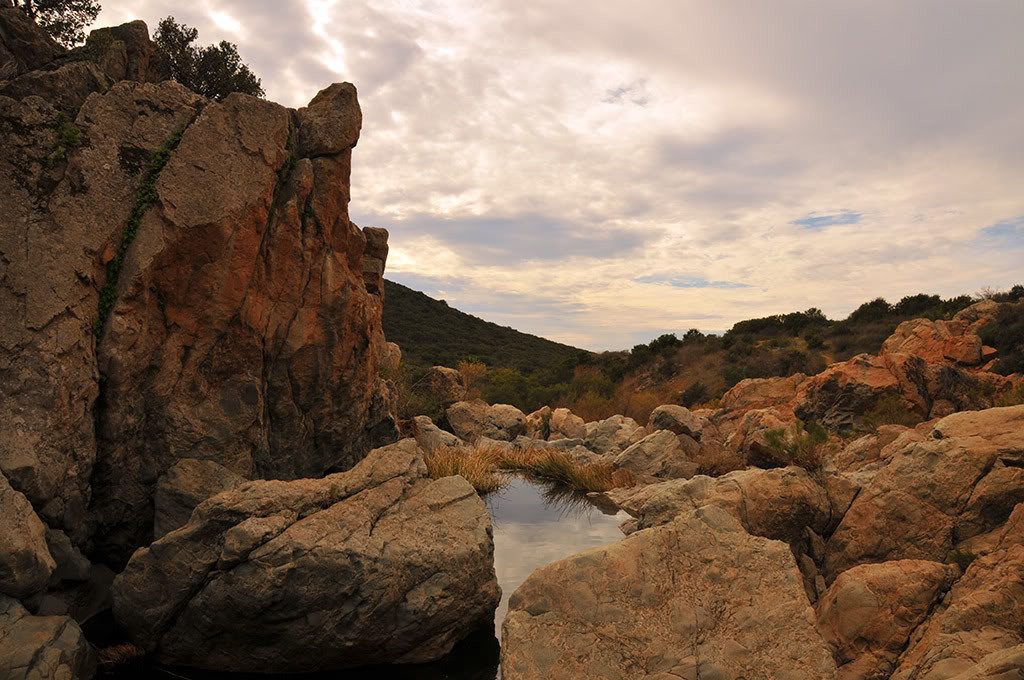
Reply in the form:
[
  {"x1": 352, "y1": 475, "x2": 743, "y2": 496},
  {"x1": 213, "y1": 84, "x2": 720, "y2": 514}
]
[
  {"x1": 825, "y1": 406, "x2": 1024, "y2": 580},
  {"x1": 0, "y1": 472, "x2": 55, "y2": 599},
  {"x1": 1, "y1": 17, "x2": 397, "y2": 561},
  {"x1": 447, "y1": 400, "x2": 526, "y2": 442},
  {"x1": 816, "y1": 560, "x2": 958, "y2": 680},
  {"x1": 0, "y1": 4, "x2": 63, "y2": 78},
  {"x1": 608, "y1": 466, "x2": 834, "y2": 548},
  {"x1": 891, "y1": 545, "x2": 1024, "y2": 680},
  {"x1": 501, "y1": 506, "x2": 837, "y2": 680},
  {"x1": 613, "y1": 429, "x2": 698, "y2": 481},
  {"x1": 0, "y1": 596, "x2": 96, "y2": 680},
  {"x1": 112, "y1": 439, "x2": 498, "y2": 672},
  {"x1": 882, "y1": 318, "x2": 984, "y2": 366},
  {"x1": 153, "y1": 459, "x2": 246, "y2": 539}
]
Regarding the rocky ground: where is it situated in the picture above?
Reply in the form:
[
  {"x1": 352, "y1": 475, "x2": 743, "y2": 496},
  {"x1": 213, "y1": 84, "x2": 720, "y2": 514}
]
[{"x1": 2, "y1": 5, "x2": 1022, "y2": 680}]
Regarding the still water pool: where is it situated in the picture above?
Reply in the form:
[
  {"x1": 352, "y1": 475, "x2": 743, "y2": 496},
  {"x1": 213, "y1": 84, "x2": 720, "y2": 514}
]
[{"x1": 106, "y1": 476, "x2": 629, "y2": 679}]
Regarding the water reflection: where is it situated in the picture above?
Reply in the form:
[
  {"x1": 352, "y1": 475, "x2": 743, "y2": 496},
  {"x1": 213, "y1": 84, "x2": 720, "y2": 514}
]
[
  {"x1": 486, "y1": 475, "x2": 630, "y2": 637},
  {"x1": 101, "y1": 476, "x2": 628, "y2": 680}
]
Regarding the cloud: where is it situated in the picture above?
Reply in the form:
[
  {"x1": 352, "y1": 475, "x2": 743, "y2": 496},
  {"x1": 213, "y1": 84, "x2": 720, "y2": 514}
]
[
  {"x1": 634, "y1": 275, "x2": 751, "y2": 289},
  {"x1": 92, "y1": 1, "x2": 1024, "y2": 350},
  {"x1": 791, "y1": 211, "x2": 864, "y2": 230}
]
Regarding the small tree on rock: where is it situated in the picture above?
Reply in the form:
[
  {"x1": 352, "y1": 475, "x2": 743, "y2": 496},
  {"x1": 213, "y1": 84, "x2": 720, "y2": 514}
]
[
  {"x1": 153, "y1": 16, "x2": 264, "y2": 100},
  {"x1": 11, "y1": 0, "x2": 101, "y2": 47}
]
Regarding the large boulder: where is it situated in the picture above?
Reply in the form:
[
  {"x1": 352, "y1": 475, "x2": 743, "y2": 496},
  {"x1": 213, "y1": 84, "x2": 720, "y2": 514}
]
[
  {"x1": 0, "y1": 596, "x2": 96, "y2": 680},
  {"x1": 825, "y1": 406, "x2": 1024, "y2": 579},
  {"x1": 153, "y1": 459, "x2": 246, "y2": 539},
  {"x1": 548, "y1": 407, "x2": 586, "y2": 440},
  {"x1": 891, "y1": 545, "x2": 1024, "y2": 680},
  {"x1": 815, "y1": 560, "x2": 958, "y2": 680},
  {"x1": 524, "y1": 406, "x2": 552, "y2": 439},
  {"x1": 584, "y1": 414, "x2": 645, "y2": 456},
  {"x1": 427, "y1": 365, "x2": 468, "y2": 405},
  {"x1": 881, "y1": 318, "x2": 984, "y2": 366},
  {"x1": 721, "y1": 373, "x2": 807, "y2": 411},
  {"x1": 411, "y1": 415, "x2": 462, "y2": 451},
  {"x1": 446, "y1": 400, "x2": 526, "y2": 442},
  {"x1": 795, "y1": 354, "x2": 906, "y2": 430},
  {"x1": 112, "y1": 439, "x2": 499, "y2": 672},
  {"x1": 613, "y1": 429, "x2": 698, "y2": 481},
  {"x1": 0, "y1": 472, "x2": 55, "y2": 599},
  {"x1": 647, "y1": 404, "x2": 705, "y2": 439},
  {"x1": 501, "y1": 506, "x2": 837, "y2": 680}
]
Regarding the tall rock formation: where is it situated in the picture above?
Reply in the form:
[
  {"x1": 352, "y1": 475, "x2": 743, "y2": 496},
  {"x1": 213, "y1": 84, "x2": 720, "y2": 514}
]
[{"x1": 0, "y1": 13, "x2": 396, "y2": 565}]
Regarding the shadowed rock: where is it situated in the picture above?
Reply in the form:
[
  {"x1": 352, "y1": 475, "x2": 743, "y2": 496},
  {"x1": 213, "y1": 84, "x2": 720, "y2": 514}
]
[{"x1": 112, "y1": 439, "x2": 499, "y2": 672}]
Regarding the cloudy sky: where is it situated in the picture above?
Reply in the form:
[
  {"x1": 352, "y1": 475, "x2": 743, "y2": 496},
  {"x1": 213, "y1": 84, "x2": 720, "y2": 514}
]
[{"x1": 96, "y1": 1, "x2": 1024, "y2": 350}]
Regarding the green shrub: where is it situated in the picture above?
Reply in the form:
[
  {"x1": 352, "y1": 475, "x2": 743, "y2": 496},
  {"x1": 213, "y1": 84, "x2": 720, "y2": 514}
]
[
  {"x1": 763, "y1": 420, "x2": 829, "y2": 471},
  {"x1": 95, "y1": 125, "x2": 188, "y2": 336},
  {"x1": 680, "y1": 381, "x2": 710, "y2": 407},
  {"x1": 862, "y1": 394, "x2": 923, "y2": 429},
  {"x1": 47, "y1": 114, "x2": 84, "y2": 166},
  {"x1": 979, "y1": 303, "x2": 1024, "y2": 375}
]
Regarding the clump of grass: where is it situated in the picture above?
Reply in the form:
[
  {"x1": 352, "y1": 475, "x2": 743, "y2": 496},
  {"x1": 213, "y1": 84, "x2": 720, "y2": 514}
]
[
  {"x1": 763, "y1": 419, "x2": 830, "y2": 471},
  {"x1": 863, "y1": 394, "x2": 924, "y2": 430},
  {"x1": 94, "y1": 125, "x2": 188, "y2": 336},
  {"x1": 496, "y1": 448, "x2": 635, "y2": 493},
  {"x1": 424, "y1": 444, "x2": 507, "y2": 495},
  {"x1": 47, "y1": 114, "x2": 84, "y2": 166},
  {"x1": 994, "y1": 382, "x2": 1024, "y2": 407}
]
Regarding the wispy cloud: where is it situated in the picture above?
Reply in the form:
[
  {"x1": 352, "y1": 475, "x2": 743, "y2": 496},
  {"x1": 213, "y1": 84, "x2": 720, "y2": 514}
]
[{"x1": 634, "y1": 275, "x2": 751, "y2": 289}]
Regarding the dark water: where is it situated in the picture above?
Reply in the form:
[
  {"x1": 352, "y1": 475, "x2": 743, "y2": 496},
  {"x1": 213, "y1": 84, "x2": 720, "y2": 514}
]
[{"x1": 101, "y1": 476, "x2": 628, "y2": 679}]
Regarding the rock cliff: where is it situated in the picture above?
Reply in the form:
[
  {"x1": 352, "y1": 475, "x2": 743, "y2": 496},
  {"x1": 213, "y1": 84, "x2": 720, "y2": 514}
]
[{"x1": 0, "y1": 12, "x2": 397, "y2": 567}]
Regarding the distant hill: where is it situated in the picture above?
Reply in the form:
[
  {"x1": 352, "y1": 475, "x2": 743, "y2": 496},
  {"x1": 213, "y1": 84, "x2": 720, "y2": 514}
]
[{"x1": 382, "y1": 279, "x2": 586, "y2": 374}]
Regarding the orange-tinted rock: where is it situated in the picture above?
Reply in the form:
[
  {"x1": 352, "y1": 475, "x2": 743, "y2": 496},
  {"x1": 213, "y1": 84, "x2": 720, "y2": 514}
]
[
  {"x1": 816, "y1": 560, "x2": 958, "y2": 680},
  {"x1": 891, "y1": 545, "x2": 1024, "y2": 680},
  {"x1": 882, "y1": 318, "x2": 983, "y2": 366},
  {"x1": 721, "y1": 373, "x2": 808, "y2": 411},
  {"x1": 90, "y1": 86, "x2": 396, "y2": 562}
]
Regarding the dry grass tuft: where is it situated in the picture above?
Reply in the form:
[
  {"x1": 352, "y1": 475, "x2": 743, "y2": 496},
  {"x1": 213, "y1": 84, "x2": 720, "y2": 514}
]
[
  {"x1": 424, "y1": 444, "x2": 507, "y2": 494},
  {"x1": 495, "y1": 448, "x2": 636, "y2": 493}
]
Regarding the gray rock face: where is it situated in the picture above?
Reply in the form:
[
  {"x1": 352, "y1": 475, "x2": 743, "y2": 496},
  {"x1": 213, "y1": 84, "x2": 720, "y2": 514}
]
[
  {"x1": 584, "y1": 414, "x2": 644, "y2": 456},
  {"x1": 0, "y1": 5, "x2": 63, "y2": 78},
  {"x1": 153, "y1": 459, "x2": 246, "y2": 539},
  {"x1": 428, "y1": 366, "x2": 468, "y2": 405},
  {"x1": 447, "y1": 400, "x2": 526, "y2": 442},
  {"x1": 0, "y1": 595, "x2": 96, "y2": 680},
  {"x1": 411, "y1": 415, "x2": 463, "y2": 451},
  {"x1": 0, "y1": 472, "x2": 55, "y2": 599},
  {"x1": 648, "y1": 404, "x2": 705, "y2": 439},
  {"x1": 501, "y1": 506, "x2": 837, "y2": 680},
  {"x1": 613, "y1": 429, "x2": 698, "y2": 481},
  {"x1": 112, "y1": 440, "x2": 499, "y2": 672},
  {"x1": 548, "y1": 407, "x2": 586, "y2": 440}
]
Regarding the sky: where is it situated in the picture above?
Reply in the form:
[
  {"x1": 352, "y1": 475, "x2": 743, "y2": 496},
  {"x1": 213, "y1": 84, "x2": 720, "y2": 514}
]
[{"x1": 94, "y1": 1, "x2": 1024, "y2": 350}]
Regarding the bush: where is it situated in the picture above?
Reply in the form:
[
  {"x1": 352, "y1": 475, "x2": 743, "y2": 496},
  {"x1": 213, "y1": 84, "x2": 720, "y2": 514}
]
[
  {"x1": 862, "y1": 394, "x2": 923, "y2": 429},
  {"x1": 679, "y1": 381, "x2": 710, "y2": 407},
  {"x1": 763, "y1": 420, "x2": 830, "y2": 471},
  {"x1": 389, "y1": 365, "x2": 444, "y2": 421},
  {"x1": 979, "y1": 303, "x2": 1024, "y2": 376}
]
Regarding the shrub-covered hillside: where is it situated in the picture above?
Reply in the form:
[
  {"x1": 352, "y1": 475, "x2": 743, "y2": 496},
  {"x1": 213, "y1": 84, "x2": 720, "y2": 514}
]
[{"x1": 382, "y1": 279, "x2": 586, "y2": 374}]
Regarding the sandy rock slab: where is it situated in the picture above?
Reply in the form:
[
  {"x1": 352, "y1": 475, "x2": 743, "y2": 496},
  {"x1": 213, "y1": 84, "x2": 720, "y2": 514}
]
[
  {"x1": 112, "y1": 439, "x2": 499, "y2": 673},
  {"x1": 501, "y1": 505, "x2": 837, "y2": 680}
]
